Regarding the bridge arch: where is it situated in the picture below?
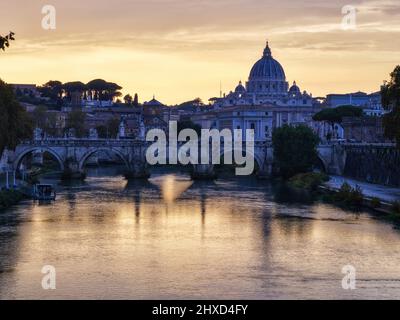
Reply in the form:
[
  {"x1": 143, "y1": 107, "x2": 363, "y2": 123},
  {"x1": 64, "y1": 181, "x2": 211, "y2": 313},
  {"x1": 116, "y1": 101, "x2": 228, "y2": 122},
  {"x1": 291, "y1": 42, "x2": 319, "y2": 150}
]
[
  {"x1": 315, "y1": 155, "x2": 328, "y2": 173},
  {"x1": 78, "y1": 148, "x2": 130, "y2": 171},
  {"x1": 13, "y1": 147, "x2": 65, "y2": 171},
  {"x1": 218, "y1": 147, "x2": 264, "y2": 174}
]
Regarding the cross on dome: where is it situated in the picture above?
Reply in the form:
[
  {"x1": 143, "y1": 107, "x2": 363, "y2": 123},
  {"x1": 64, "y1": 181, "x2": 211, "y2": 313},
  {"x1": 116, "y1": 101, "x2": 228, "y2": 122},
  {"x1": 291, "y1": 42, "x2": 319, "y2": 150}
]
[{"x1": 263, "y1": 40, "x2": 272, "y2": 57}]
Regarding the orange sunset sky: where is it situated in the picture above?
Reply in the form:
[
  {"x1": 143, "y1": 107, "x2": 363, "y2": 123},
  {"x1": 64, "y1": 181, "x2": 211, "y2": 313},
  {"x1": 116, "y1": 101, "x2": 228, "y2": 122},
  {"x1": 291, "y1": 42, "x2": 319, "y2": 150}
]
[{"x1": 1, "y1": 0, "x2": 399, "y2": 105}]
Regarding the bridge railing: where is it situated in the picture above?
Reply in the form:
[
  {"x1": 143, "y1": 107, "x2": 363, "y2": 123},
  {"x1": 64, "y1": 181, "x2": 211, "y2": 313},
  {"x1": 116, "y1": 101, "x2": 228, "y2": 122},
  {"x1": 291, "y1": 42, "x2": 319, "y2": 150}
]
[{"x1": 19, "y1": 138, "x2": 146, "y2": 148}]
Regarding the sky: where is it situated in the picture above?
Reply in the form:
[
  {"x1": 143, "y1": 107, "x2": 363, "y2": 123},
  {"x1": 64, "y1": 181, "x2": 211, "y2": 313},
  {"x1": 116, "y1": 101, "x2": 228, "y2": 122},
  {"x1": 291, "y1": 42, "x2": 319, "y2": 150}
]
[{"x1": 0, "y1": 0, "x2": 399, "y2": 105}]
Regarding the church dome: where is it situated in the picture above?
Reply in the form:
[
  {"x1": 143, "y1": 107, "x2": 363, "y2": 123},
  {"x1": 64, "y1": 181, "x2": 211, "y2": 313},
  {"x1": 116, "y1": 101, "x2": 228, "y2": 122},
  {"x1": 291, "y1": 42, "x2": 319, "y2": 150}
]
[
  {"x1": 289, "y1": 81, "x2": 301, "y2": 95},
  {"x1": 249, "y1": 42, "x2": 286, "y2": 81},
  {"x1": 235, "y1": 81, "x2": 246, "y2": 93}
]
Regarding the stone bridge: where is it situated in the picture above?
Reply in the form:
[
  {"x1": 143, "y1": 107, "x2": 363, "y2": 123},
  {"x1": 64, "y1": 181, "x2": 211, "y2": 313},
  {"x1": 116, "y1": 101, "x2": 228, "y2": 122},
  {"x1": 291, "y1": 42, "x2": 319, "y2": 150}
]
[{"x1": 10, "y1": 138, "x2": 349, "y2": 180}]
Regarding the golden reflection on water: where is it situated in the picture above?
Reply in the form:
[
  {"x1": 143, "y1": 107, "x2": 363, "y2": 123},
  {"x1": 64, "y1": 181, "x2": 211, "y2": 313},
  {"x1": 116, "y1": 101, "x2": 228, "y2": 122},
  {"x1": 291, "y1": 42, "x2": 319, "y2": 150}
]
[
  {"x1": 149, "y1": 175, "x2": 194, "y2": 204},
  {"x1": 1, "y1": 171, "x2": 400, "y2": 299}
]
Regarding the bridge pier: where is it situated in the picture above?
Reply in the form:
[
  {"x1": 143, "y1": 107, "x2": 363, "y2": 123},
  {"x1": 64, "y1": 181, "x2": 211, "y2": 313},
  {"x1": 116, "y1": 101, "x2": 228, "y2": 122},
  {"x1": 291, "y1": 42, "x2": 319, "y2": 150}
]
[
  {"x1": 257, "y1": 163, "x2": 272, "y2": 180},
  {"x1": 61, "y1": 160, "x2": 86, "y2": 180},
  {"x1": 124, "y1": 163, "x2": 150, "y2": 180},
  {"x1": 191, "y1": 164, "x2": 217, "y2": 180}
]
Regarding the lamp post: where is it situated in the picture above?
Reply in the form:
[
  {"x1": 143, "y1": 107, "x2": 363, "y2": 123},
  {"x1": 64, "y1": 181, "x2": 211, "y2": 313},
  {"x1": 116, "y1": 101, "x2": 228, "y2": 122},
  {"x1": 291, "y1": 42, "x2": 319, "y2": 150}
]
[
  {"x1": 13, "y1": 170, "x2": 16, "y2": 188},
  {"x1": 5, "y1": 171, "x2": 9, "y2": 190}
]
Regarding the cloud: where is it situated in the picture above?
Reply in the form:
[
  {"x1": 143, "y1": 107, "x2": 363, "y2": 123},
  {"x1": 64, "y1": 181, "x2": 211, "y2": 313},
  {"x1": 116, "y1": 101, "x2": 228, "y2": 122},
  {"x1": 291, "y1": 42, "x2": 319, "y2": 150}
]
[{"x1": 1, "y1": 0, "x2": 399, "y2": 103}]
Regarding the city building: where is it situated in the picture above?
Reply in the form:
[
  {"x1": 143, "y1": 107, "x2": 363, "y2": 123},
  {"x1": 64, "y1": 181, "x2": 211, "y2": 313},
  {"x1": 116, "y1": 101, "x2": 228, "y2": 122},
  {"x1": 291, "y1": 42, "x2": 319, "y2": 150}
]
[
  {"x1": 326, "y1": 91, "x2": 385, "y2": 117},
  {"x1": 192, "y1": 42, "x2": 322, "y2": 140},
  {"x1": 11, "y1": 84, "x2": 41, "y2": 98}
]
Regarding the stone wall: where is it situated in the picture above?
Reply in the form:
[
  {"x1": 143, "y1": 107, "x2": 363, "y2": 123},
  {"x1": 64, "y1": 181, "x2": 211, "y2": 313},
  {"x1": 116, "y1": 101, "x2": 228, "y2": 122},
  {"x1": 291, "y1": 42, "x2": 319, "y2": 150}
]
[
  {"x1": 343, "y1": 145, "x2": 400, "y2": 186},
  {"x1": 341, "y1": 117, "x2": 390, "y2": 143}
]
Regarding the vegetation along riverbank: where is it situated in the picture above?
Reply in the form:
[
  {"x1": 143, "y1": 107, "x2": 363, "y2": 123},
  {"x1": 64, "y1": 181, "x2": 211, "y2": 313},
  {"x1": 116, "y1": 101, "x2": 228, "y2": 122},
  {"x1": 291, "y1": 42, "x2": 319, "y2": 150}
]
[{"x1": 0, "y1": 189, "x2": 25, "y2": 210}]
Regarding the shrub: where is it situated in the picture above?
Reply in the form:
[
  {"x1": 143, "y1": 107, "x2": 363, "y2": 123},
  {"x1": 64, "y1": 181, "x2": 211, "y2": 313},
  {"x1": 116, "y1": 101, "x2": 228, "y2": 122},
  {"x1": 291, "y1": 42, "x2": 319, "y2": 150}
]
[
  {"x1": 335, "y1": 182, "x2": 352, "y2": 201},
  {"x1": 0, "y1": 189, "x2": 24, "y2": 210},
  {"x1": 289, "y1": 172, "x2": 329, "y2": 191},
  {"x1": 370, "y1": 197, "x2": 381, "y2": 209},
  {"x1": 334, "y1": 183, "x2": 364, "y2": 209},
  {"x1": 349, "y1": 185, "x2": 364, "y2": 208},
  {"x1": 391, "y1": 201, "x2": 400, "y2": 214}
]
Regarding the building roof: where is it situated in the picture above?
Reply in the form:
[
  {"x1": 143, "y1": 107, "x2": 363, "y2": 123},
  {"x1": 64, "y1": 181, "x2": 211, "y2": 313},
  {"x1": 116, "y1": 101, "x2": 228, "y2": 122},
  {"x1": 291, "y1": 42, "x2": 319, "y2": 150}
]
[
  {"x1": 249, "y1": 42, "x2": 286, "y2": 81},
  {"x1": 144, "y1": 96, "x2": 164, "y2": 107}
]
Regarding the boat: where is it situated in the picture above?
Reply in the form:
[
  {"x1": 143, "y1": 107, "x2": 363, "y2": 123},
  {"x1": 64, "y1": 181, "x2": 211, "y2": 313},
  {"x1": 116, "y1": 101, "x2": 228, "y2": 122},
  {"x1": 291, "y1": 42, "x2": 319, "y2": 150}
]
[{"x1": 32, "y1": 184, "x2": 56, "y2": 201}]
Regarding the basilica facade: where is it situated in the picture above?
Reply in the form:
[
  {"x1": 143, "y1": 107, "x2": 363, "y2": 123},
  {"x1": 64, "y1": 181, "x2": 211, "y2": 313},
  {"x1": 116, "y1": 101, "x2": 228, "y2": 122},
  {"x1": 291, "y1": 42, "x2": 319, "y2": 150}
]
[{"x1": 192, "y1": 42, "x2": 322, "y2": 141}]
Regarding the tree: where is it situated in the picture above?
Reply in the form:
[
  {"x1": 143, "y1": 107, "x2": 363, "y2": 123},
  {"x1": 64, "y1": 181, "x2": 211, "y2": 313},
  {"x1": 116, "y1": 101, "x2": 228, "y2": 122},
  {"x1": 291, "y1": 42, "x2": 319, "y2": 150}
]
[
  {"x1": 313, "y1": 105, "x2": 363, "y2": 124},
  {"x1": 31, "y1": 105, "x2": 48, "y2": 129},
  {"x1": 107, "y1": 117, "x2": 120, "y2": 138},
  {"x1": 133, "y1": 93, "x2": 139, "y2": 107},
  {"x1": 31, "y1": 105, "x2": 58, "y2": 137},
  {"x1": 45, "y1": 111, "x2": 59, "y2": 137},
  {"x1": 95, "y1": 125, "x2": 108, "y2": 139},
  {"x1": 63, "y1": 81, "x2": 86, "y2": 101},
  {"x1": 0, "y1": 79, "x2": 33, "y2": 156},
  {"x1": 176, "y1": 98, "x2": 204, "y2": 110},
  {"x1": 96, "y1": 118, "x2": 120, "y2": 139},
  {"x1": 313, "y1": 105, "x2": 363, "y2": 139},
  {"x1": 105, "y1": 82, "x2": 122, "y2": 101},
  {"x1": 86, "y1": 79, "x2": 122, "y2": 101},
  {"x1": 381, "y1": 65, "x2": 400, "y2": 145},
  {"x1": 87, "y1": 79, "x2": 106, "y2": 100},
  {"x1": 272, "y1": 125, "x2": 320, "y2": 179},
  {"x1": 65, "y1": 109, "x2": 87, "y2": 138},
  {"x1": 0, "y1": 32, "x2": 15, "y2": 51},
  {"x1": 38, "y1": 80, "x2": 64, "y2": 103},
  {"x1": 177, "y1": 120, "x2": 202, "y2": 136},
  {"x1": 124, "y1": 94, "x2": 133, "y2": 105}
]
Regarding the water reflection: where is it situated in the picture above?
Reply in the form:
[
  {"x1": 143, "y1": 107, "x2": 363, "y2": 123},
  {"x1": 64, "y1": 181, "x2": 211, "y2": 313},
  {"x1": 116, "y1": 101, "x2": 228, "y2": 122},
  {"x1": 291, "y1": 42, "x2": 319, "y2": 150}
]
[
  {"x1": 0, "y1": 167, "x2": 400, "y2": 299},
  {"x1": 149, "y1": 174, "x2": 193, "y2": 204}
]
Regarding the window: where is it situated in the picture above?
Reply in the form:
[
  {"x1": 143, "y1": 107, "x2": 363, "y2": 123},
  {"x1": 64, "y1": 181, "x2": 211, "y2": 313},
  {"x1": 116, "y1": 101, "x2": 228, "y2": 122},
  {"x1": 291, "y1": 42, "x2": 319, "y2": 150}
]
[
  {"x1": 265, "y1": 112, "x2": 269, "y2": 116},
  {"x1": 265, "y1": 126, "x2": 269, "y2": 132},
  {"x1": 237, "y1": 126, "x2": 241, "y2": 130},
  {"x1": 250, "y1": 123, "x2": 256, "y2": 130}
]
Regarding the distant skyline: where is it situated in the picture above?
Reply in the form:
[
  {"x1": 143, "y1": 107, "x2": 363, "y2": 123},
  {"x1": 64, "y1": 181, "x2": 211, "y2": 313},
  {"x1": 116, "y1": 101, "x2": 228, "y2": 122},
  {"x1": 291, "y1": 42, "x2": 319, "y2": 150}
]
[{"x1": 1, "y1": 0, "x2": 399, "y2": 104}]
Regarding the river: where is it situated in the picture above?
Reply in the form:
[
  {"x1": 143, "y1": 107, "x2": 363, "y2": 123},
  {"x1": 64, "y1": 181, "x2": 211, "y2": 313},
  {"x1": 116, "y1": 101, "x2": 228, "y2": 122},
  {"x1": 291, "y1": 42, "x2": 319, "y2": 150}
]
[{"x1": 1, "y1": 167, "x2": 400, "y2": 300}]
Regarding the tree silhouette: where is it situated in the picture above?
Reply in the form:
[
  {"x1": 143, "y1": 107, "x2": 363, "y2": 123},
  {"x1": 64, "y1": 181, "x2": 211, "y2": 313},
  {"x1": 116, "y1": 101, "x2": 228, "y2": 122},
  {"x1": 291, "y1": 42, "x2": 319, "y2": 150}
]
[
  {"x1": 0, "y1": 79, "x2": 33, "y2": 155},
  {"x1": 38, "y1": 80, "x2": 63, "y2": 102},
  {"x1": 63, "y1": 82, "x2": 86, "y2": 101},
  {"x1": 133, "y1": 93, "x2": 139, "y2": 107},
  {"x1": 313, "y1": 105, "x2": 363, "y2": 138},
  {"x1": 0, "y1": 32, "x2": 15, "y2": 51},
  {"x1": 65, "y1": 109, "x2": 87, "y2": 138},
  {"x1": 86, "y1": 79, "x2": 122, "y2": 101},
  {"x1": 124, "y1": 94, "x2": 133, "y2": 105},
  {"x1": 381, "y1": 65, "x2": 400, "y2": 146},
  {"x1": 272, "y1": 125, "x2": 320, "y2": 179}
]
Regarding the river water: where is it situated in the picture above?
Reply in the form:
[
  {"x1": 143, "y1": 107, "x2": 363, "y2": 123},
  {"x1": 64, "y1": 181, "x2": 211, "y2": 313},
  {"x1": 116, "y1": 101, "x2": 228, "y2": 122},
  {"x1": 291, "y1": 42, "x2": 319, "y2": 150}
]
[{"x1": 1, "y1": 167, "x2": 400, "y2": 300}]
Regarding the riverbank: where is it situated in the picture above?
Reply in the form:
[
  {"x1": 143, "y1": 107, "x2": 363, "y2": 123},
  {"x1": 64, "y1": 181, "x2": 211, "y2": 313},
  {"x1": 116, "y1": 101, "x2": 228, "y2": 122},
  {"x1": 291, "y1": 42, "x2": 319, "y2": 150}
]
[
  {"x1": 327, "y1": 175, "x2": 400, "y2": 203},
  {"x1": 0, "y1": 189, "x2": 25, "y2": 210},
  {"x1": 284, "y1": 172, "x2": 400, "y2": 224},
  {"x1": 319, "y1": 176, "x2": 400, "y2": 226}
]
